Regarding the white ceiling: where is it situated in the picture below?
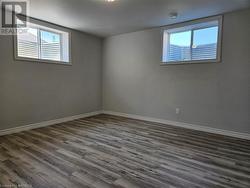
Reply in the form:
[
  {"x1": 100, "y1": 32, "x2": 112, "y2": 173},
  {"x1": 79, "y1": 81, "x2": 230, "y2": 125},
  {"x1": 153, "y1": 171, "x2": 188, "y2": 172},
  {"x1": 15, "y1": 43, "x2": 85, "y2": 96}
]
[{"x1": 29, "y1": 0, "x2": 250, "y2": 37}]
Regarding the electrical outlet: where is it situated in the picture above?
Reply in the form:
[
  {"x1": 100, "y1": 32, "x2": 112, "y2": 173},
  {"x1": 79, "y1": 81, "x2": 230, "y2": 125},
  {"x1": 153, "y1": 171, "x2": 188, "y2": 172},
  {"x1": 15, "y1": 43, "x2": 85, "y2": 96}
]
[{"x1": 176, "y1": 108, "x2": 180, "y2": 114}]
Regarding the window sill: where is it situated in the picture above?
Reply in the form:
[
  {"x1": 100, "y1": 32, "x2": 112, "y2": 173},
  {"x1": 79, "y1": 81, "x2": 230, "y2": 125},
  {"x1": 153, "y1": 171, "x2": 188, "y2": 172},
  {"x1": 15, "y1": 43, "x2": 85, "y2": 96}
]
[
  {"x1": 160, "y1": 59, "x2": 220, "y2": 66},
  {"x1": 15, "y1": 56, "x2": 72, "y2": 66}
]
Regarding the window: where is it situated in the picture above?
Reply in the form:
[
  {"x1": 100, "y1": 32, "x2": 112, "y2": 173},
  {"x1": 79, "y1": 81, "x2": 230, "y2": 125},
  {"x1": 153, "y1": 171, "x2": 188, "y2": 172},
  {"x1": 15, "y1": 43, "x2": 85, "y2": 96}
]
[
  {"x1": 162, "y1": 16, "x2": 222, "y2": 64},
  {"x1": 40, "y1": 30, "x2": 61, "y2": 61},
  {"x1": 15, "y1": 21, "x2": 71, "y2": 64}
]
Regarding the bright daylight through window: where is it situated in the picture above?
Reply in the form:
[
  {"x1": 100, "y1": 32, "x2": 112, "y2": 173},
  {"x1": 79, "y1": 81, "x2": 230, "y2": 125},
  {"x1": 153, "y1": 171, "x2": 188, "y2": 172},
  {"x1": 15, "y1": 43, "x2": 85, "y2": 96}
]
[
  {"x1": 15, "y1": 22, "x2": 70, "y2": 64},
  {"x1": 162, "y1": 16, "x2": 222, "y2": 64}
]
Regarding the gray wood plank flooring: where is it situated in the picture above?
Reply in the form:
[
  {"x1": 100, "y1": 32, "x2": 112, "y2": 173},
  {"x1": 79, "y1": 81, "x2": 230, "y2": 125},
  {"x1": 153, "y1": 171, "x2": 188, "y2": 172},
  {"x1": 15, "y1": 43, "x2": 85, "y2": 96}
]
[{"x1": 0, "y1": 114, "x2": 250, "y2": 188}]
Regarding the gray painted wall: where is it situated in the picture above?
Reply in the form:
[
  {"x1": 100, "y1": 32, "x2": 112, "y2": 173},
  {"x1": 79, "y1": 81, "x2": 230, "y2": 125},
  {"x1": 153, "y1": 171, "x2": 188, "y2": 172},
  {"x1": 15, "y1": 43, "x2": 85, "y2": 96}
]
[
  {"x1": 0, "y1": 27, "x2": 102, "y2": 130},
  {"x1": 103, "y1": 9, "x2": 250, "y2": 134}
]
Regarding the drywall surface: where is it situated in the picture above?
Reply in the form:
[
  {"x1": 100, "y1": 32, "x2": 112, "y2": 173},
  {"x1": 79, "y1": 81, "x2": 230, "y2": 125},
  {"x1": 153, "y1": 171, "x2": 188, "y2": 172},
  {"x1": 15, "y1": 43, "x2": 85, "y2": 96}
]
[
  {"x1": 103, "y1": 9, "x2": 250, "y2": 133},
  {"x1": 0, "y1": 27, "x2": 102, "y2": 130}
]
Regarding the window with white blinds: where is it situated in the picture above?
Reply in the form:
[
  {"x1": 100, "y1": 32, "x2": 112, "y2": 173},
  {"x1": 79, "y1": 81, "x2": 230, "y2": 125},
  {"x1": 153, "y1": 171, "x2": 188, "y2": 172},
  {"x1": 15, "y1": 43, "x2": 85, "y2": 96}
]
[
  {"x1": 162, "y1": 16, "x2": 222, "y2": 64},
  {"x1": 40, "y1": 30, "x2": 61, "y2": 61},
  {"x1": 15, "y1": 22, "x2": 70, "y2": 64},
  {"x1": 17, "y1": 28, "x2": 39, "y2": 59}
]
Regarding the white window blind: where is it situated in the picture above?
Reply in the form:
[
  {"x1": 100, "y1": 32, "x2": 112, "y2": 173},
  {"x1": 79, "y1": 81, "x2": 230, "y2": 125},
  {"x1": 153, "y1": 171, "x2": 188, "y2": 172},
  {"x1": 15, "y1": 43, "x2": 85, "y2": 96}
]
[
  {"x1": 17, "y1": 28, "x2": 39, "y2": 59},
  {"x1": 162, "y1": 16, "x2": 222, "y2": 64},
  {"x1": 16, "y1": 22, "x2": 70, "y2": 64},
  {"x1": 168, "y1": 31, "x2": 191, "y2": 62},
  {"x1": 192, "y1": 27, "x2": 218, "y2": 61},
  {"x1": 40, "y1": 30, "x2": 61, "y2": 61}
]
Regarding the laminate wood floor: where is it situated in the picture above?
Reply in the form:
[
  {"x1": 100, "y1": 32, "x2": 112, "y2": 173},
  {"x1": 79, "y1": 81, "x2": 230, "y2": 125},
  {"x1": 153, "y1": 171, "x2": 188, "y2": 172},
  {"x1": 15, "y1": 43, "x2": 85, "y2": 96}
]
[{"x1": 0, "y1": 114, "x2": 250, "y2": 188}]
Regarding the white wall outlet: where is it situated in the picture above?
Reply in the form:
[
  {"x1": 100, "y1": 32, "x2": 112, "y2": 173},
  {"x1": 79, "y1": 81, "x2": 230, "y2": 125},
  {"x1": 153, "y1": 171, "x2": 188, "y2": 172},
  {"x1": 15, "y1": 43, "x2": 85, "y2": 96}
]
[{"x1": 176, "y1": 108, "x2": 180, "y2": 114}]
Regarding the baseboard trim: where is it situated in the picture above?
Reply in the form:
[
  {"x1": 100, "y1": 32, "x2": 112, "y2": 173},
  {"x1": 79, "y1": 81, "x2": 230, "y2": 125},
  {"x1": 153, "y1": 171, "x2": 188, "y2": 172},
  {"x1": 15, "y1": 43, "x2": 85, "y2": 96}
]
[
  {"x1": 103, "y1": 111, "x2": 250, "y2": 140},
  {"x1": 0, "y1": 111, "x2": 102, "y2": 136},
  {"x1": 2, "y1": 110, "x2": 249, "y2": 140}
]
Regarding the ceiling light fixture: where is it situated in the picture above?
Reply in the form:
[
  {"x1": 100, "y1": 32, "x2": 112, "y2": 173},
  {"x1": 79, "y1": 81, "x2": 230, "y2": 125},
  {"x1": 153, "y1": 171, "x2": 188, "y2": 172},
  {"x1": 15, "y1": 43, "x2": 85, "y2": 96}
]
[
  {"x1": 169, "y1": 12, "x2": 178, "y2": 19},
  {"x1": 105, "y1": 0, "x2": 116, "y2": 2}
]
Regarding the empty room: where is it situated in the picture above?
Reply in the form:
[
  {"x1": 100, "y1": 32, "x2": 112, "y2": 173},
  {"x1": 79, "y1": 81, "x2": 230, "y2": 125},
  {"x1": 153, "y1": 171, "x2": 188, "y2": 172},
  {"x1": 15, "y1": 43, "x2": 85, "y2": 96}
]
[{"x1": 0, "y1": 0, "x2": 250, "y2": 187}]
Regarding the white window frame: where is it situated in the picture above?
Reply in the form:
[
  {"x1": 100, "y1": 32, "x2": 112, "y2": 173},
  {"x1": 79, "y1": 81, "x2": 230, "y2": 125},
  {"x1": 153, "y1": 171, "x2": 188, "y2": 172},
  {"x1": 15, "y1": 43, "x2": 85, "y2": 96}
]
[
  {"x1": 161, "y1": 16, "x2": 223, "y2": 65},
  {"x1": 14, "y1": 18, "x2": 72, "y2": 65}
]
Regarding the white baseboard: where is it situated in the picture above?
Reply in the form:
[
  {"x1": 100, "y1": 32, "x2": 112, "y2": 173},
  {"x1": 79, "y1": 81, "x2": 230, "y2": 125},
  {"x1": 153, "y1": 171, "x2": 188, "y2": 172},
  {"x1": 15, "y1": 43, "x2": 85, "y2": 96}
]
[
  {"x1": 0, "y1": 111, "x2": 102, "y2": 136},
  {"x1": 2, "y1": 110, "x2": 249, "y2": 140},
  {"x1": 103, "y1": 111, "x2": 250, "y2": 140}
]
